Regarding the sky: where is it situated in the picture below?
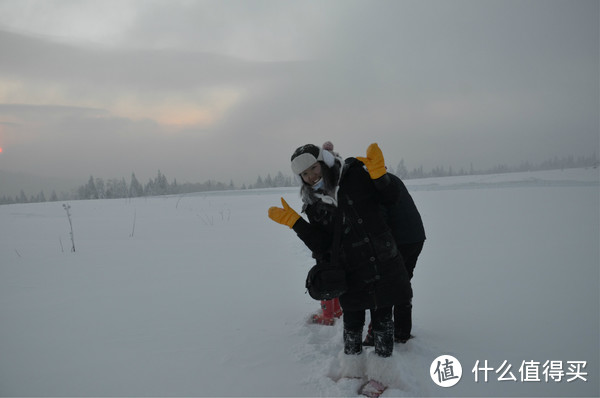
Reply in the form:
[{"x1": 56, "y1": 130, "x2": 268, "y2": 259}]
[{"x1": 0, "y1": 0, "x2": 598, "y2": 191}]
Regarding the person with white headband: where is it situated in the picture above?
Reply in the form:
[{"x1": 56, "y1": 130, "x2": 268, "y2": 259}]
[{"x1": 269, "y1": 141, "x2": 413, "y2": 390}]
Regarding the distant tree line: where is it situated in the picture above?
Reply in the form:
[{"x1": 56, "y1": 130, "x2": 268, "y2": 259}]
[
  {"x1": 1, "y1": 153, "x2": 597, "y2": 205},
  {"x1": 246, "y1": 171, "x2": 296, "y2": 189},
  {"x1": 392, "y1": 153, "x2": 598, "y2": 180},
  {"x1": 75, "y1": 171, "x2": 236, "y2": 200},
  {"x1": 0, "y1": 170, "x2": 237, "y2": 205}
]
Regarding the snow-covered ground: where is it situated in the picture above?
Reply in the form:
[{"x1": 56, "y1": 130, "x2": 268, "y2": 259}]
[{"x1": 1, "y1": 168, "x2": 598, "y2": 397}]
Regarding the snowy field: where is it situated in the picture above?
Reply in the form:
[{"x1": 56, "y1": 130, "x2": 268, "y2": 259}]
[{"x1": 1, "y1": 168, "x2": 598, "y2": 397}]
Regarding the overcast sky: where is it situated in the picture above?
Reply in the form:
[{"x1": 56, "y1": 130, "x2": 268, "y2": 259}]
[{"x1": 0, "y1": 0, "x2": 597, "y2": 190}]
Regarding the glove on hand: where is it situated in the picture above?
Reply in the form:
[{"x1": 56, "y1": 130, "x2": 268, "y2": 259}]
[
  {"x1": 356, "y1": 143, "x2": 387, "y2": 179},
  {"x1": 268, "y1": 197, "x2": 301, "y2": 228}
]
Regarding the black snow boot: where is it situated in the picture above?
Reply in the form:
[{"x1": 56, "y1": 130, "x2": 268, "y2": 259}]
[
  {"x1": 374, "y1": 330, "x2": 393, "y2": 357},
  {"x1": 344, "y1": 328, "x2": 363, "y2": 355},
  {"x1": 373, "y1": 318, "x2": 394, "y2": 358},
  {"x1": 394, "y1": 302, "x2": 413, "y2": 343}
]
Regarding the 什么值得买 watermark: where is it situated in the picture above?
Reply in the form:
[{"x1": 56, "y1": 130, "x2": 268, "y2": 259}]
[
  {"x1": 430, "y1": 356, "x2": 588, "y2": 387},
  {"x1": 472, "y1": 359, "x2": 588, "y2": 383}
]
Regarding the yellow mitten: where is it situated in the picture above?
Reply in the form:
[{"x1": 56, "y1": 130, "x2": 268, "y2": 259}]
[
  {"x1": 268, "y1": 197, "x2": 301, "y2": 228},
  {"x1": 356, "y1": 143, "x2": 387, "y2": 179}
]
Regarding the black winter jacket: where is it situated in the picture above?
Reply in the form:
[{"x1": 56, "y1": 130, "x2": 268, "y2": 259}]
[
  {"x1": 384, "y1": 173, "x2": 426, "y2": 244},
  {"x1": 292, "y1": 158, "x2": 412, "y2": 311}
]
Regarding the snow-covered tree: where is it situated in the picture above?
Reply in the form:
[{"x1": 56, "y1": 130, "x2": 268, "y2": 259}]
[
  {"x1": 129, "y1": 173, "x2": 144, "y2": 197},
  {"x1": 395, "y1": 159, "x2": 408, "y2": 179}
]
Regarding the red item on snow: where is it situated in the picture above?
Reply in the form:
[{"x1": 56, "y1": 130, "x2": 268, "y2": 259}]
[
  {"x1": 359, "y1": 379, "x2": 387, "y2": 398},
  {"x1": 332, "y1": 297, "x2": 343, "y2": 318},
  {"x1": 311, "y1": 298, "x2": 342, "y2": 325}
]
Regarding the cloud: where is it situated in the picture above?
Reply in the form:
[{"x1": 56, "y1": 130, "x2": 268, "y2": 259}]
[
  {"x1": 117, "y1": 0, "x2": 328, "y2": 61},
  {"x1": 0, "y1": 29, "x2": 295, "y2": 90},
  {"x1": 0, "y1": 0, "x2": 597, "y2": 189},
  {"x1": 0, "y1": 28, "x2": 305, "y2": 129}
]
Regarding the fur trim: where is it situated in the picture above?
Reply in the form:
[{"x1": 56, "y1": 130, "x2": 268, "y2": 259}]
[{"x1": 322, "y1": 149, "x2": 335, "y2": 168}]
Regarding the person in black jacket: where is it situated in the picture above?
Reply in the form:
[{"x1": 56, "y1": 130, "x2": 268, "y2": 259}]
[
  {"x1": 363, "y1": 172, "x2": 426, "y2": 346},
  {"x1": 268, "y1": 142, "x2": 412, "y2": 360}
]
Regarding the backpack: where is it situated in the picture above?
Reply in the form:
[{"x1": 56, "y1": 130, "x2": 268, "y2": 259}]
[
  {"x1": 304, "y1": 207, "x2": 347, "y2": 300},
  {"x1": 305, "y1": 263, "x2": 348, "y2": 300}
]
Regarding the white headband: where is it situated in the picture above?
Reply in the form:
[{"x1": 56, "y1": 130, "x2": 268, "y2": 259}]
[{"x1": 291, "y1": 148, "x2": 335, "y2": 175}]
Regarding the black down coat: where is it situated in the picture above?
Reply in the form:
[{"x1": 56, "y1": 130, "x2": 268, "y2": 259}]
[
  {"x1": 384, "y1": 173, "x2": 426, "y2": 245},
  {"x1": 292, "y1": 158, "x2": 413, "y2": 312}
]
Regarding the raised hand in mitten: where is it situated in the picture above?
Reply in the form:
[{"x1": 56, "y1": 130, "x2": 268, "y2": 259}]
[
  {"x1": 268, "y1": 197, "x2": 301, "y2": 228},
  {"x1": 356, "y1": 142, "x2": 387, "y2": 179}
]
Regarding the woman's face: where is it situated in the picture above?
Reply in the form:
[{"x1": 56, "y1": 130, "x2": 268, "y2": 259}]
[{"x1": 300, "y1": 161, "x2": 323, "y2": 186}]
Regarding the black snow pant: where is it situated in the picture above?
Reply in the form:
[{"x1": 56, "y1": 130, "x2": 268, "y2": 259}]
[
  {"x1": 344, "y1": 307, "x2": 394, "y2": 357},
  {"x1": 394, "y1": 241, "x2": 424, "y2": 340}
]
